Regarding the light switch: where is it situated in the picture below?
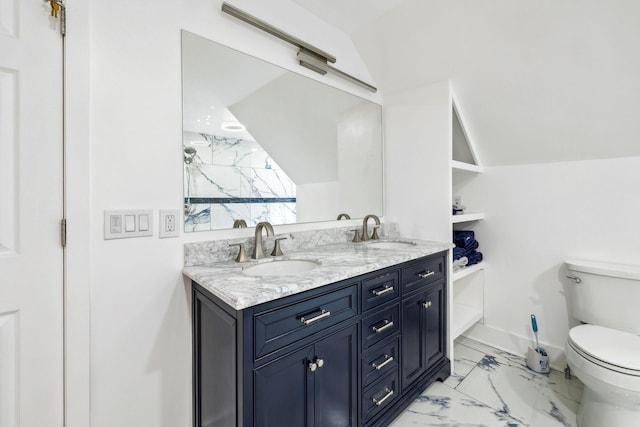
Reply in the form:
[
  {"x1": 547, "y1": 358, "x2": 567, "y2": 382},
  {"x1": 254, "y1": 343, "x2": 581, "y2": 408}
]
[
  {"x1": 104, "y1": 209, "x2": 153, "y2": 240},
  {"x1": 138, "y1": 214, "x2": 149, "y2": 231},
  {"x1": 124, "y1": 215, "x2": 136, "y2": 232}
]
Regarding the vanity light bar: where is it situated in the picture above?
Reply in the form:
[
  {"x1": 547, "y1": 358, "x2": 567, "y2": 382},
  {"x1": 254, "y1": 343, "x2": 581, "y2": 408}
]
[
  {"x1": 221, "y1": 2, "x2": 336, "y2": 63},
  {"x1": 221, "y1": 2, "x2": 378, "y2": 93},
  {"x1": 296, "y1": 49, "x2": 378, "y2": 93}
]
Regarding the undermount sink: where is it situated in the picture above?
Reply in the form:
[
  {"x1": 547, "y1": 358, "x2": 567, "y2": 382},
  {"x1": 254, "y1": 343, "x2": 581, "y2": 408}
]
[
  {"x1": 243, "y1": 259, "x2": 321, "y2": 276},
  {"x1": 367, "y1": 240, "x2": 417, "y2": 250}
]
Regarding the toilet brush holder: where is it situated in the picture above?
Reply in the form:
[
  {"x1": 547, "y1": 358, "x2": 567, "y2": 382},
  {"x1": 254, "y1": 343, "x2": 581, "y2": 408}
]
[{"x1": 526, "y1": 347, "x2": 550, "y2": 374}]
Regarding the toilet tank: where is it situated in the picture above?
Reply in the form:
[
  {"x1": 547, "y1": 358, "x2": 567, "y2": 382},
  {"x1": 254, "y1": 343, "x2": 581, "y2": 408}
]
[{"x1": 565, "y1": 259, "x2": 640, "y2": 335}]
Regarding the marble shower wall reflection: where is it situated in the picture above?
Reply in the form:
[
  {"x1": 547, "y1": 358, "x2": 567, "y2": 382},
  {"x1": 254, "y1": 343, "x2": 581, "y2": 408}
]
[{"x1": 183, "y1": 131, "x2": 296, "y2": 231}]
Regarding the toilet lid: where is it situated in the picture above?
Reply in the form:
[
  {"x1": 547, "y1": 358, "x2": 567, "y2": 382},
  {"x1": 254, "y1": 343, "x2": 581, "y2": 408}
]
[{"x1": 569, "y1": 325, "x2": 640, "y2": 374}]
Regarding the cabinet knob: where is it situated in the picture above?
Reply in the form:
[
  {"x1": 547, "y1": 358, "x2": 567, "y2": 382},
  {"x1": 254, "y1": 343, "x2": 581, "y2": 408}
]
[
  {"x1": 308, "y1": 357, "x2": 324, "y2": 371},
  {"x1": 422, "y1": 301, "x2": 433, "y2": 308}
]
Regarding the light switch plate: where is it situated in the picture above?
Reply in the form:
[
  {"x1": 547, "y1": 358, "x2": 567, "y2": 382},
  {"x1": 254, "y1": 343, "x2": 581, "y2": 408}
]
[
  {"x1": 159, "y1": 209, "x2": 180, "y2": 238},
  {"x1": 104, "y1": 209, "x2": 153, "y2": 240}
]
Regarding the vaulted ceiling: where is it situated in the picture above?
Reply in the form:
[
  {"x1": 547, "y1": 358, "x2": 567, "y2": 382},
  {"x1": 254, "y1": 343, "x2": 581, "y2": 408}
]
[{"x1": 294, "y1": 0, "x2": 640, "y2": 166}]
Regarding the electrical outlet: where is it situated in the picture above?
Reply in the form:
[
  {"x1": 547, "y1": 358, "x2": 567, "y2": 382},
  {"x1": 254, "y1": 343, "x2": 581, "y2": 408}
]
[
  {"x1": 166, "y1": 215, "x2": 175, "y2": 232},
  {"x1": 159, "y1": 209, "x2": 180, "y2": 238}
]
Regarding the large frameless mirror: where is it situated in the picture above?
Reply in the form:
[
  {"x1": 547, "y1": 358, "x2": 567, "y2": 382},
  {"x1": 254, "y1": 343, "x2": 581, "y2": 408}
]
[{"x1": 181, "y1": 31, "x2": 383, "y2": 232}]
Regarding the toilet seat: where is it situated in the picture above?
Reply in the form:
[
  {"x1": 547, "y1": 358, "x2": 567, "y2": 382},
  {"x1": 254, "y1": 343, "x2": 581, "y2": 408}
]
[
  {"x1": 567, "y1": 324, "x2": 640, "y2": 392},
  {"x1": 568, "y1": 324, "x2": 640, "y2": 376}
]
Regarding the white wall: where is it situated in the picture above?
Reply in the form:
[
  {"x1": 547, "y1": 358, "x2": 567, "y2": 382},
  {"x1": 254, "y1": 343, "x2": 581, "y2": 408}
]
[
  {"x1": 459, "y1": 156, "x2": 640, "y2": 367},
  {"x1": 352, "y1": 0, "x2": 640, "y2": 165},
  {"x1": 384, "y1": 81, "x2": 451, "y2": 242},
  {"x1": 68, "y1": 1, "x2": 379, "y2": 426}
]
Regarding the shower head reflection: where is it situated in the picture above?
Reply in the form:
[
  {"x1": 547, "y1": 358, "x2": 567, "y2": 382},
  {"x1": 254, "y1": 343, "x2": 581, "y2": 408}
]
[{"x1": 183, "y1": 146, "x2": 197, "y2": 164}]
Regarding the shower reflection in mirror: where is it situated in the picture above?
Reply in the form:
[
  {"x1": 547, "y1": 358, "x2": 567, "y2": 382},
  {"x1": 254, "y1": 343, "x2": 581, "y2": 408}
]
[{"x1": 183, "y1": 132, "x2": 297, "y2": 232}]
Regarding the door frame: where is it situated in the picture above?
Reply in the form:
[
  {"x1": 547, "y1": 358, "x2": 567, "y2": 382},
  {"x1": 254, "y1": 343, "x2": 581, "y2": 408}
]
[{"x1": 63, "y1": 2, "x2": 92, "y2": 426}]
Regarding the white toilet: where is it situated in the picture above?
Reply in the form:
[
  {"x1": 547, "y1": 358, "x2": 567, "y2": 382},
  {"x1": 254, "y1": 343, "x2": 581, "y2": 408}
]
[{"x1": 564, "y1": 259, "x2": 640, "y2": 427}]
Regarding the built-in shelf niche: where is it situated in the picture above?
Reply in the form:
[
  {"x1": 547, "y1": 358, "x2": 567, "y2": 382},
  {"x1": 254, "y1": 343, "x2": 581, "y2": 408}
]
[
  {"x1": 450, "y1": 94, "x2": 484, "y2": 342},
  {"x1": 452, "y1": 103, "x2": 479, "y2": 166}
]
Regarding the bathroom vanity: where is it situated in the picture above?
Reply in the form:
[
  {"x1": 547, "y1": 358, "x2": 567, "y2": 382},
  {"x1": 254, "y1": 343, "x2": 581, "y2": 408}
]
[{"x1": 186, "y1": 237, "x2": 450, "y2": 427}]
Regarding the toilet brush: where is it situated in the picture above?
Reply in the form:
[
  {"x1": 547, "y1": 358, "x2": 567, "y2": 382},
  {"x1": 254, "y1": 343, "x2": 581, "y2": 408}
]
[
  {"x1": 526, "y1": 314, "x2": 550, "y2": 373},
  {"x1": 531, "y1": 314, "x2": 543, "y2": 354}
]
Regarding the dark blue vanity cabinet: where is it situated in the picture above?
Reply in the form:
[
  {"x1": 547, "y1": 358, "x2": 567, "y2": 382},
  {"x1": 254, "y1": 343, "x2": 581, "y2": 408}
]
[{"x1": 192, "y1": 251, "x2": 450, "y2": 427}]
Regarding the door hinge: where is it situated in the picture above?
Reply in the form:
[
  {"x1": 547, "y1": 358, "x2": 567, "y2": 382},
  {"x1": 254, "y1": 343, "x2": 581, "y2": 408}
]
[
  {"x1": 61, "y1": 218, "x2": 67, "y2": 248},
  {"x1": 50, "y1": 0, "x2": 66, "y2": 36}
]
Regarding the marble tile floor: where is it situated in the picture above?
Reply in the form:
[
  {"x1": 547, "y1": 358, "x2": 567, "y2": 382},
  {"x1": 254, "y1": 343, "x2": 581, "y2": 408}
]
[{"x1": 390, "y1": 337, "x2": 584, "y2": 427}]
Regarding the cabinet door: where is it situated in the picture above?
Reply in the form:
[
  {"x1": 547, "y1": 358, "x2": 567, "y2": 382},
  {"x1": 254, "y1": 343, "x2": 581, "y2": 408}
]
[
  {"x1": 254, "y1": 346, "x2": 315, "y2": 427},
  {"x1": 314, "y1": 324, "x2": 358, "y2": 427},
  {"x1": 401, "y1": 282, "x2": 446, "y2": 392},
  {"x1": 400, "y1": 290, "x2": 428, "y2": 390},
  {"x1": 424, "y1": 283, "x2": 445, "y2": 368}
]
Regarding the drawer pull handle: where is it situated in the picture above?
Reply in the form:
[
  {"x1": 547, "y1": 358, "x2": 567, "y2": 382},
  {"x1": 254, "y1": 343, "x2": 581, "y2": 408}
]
[
  {"x1": 300, "y1": 309, "x2": 331, "y2": 326},
  {"x1": 372, "y1": 285, "x2": 394, "y2": 296},
  {"x1": 371, "y1": 355, "x2": 394, "y2": 370},
  {"x1": 418, "y1": 270, "x2": 435, "y2": 279},
  {"x1": 372, "y1": 319, "x2": 394, "y2": 333},
  {"x1": 372, "y1": 387, "x2": 394, "y2": 406},
  {"x1": 422, "y1": 300, "x2": 432, "y2": 308}
]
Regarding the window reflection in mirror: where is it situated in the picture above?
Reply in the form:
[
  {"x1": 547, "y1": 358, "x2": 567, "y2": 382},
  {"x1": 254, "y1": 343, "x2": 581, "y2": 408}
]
[{"x1": 181, "y1": 31, "x2": 383, "y2": 232}]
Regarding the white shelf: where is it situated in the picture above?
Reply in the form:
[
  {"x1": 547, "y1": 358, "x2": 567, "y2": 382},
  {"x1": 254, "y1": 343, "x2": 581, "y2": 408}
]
[
  {"x1": 449, "y1": 92, "x2": 485, "y2": 370},
  {"x1": 451, "y1": 160, "x2": 484, "y2": 173},
  {"x1": 451, "y1": 212, "x2": 485, "y2": 223},
  {"x1": 452, "y1": 262, "x2": 484, "y2": 282},
  {"x1": 451, "y1": 303, "x2": 483, "y2": 340}
]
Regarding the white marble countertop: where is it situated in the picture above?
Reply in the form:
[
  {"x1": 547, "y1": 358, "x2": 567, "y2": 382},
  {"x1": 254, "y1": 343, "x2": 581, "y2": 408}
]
[{"x1": 183, "y1": 238, "x2": 451, "y2": 310}]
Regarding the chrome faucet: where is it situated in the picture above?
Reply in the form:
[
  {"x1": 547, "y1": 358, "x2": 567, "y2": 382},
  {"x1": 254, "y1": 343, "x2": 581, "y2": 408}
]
[
  {"x1": 361, "y1": 214, "x2": 381, "y2": 241},
  {"x1": 252, "y1": 221, "x2": 274, "y2": 259}
]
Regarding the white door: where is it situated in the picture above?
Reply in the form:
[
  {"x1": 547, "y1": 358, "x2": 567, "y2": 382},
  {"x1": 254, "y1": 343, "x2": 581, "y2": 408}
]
[{"x1": 0, "y1": 1, "x2": 64, "y2": 426}]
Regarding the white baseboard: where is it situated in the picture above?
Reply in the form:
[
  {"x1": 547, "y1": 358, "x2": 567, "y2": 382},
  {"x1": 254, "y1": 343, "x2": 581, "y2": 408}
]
[{"x1": 461, "y1": 322, "x2": 567, "y2": 371}]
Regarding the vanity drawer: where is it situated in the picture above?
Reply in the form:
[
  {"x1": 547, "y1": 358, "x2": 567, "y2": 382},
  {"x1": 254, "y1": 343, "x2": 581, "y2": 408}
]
[
  {"x1": 361, "y1": 303, "x2": 400, "y2": 351},
  {"x1": 361, "y1": 271, "x2": 399, "y2": 312},
  {"x1": 362, "y1": 370, "x2": 399, "y2": 423},
  {"x1": 362, "y1": 337, "x2": 399, "y2": 388},
  {"x1": 254, "y1": 284, "x2": 358, "y2": 359},
  {"x1": 401, "y1": 255, "x2": 445, "y2": 295}
]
